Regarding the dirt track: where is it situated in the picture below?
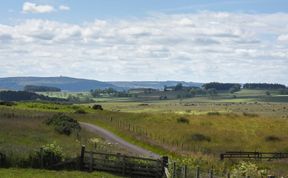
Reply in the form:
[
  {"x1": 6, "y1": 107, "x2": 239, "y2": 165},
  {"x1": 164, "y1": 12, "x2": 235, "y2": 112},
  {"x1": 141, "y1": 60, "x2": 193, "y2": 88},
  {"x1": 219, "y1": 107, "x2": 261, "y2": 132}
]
[{"x1": 80, "y1": 122, "x2": 160, "y2": 159}]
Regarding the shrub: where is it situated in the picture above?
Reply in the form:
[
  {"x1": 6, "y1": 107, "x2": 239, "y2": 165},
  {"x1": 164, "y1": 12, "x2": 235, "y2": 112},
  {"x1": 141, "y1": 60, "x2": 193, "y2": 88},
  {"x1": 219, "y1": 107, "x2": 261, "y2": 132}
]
[
  {"x1": 177, "y1": 117, "x2": 189, "y2": 124},
  {"x1": 45, "y1": 113, "x2": 81, "y2": 135},
  {"x1": 231, "y1": 161, "x2": 268, "y2": 177},
  {"x1": 243, "y1": 112, "x2": 258, "y2": 117},
  {"x1": 207, "y1": 111, "x2": 220, "y2": 116},
  {"x1": 0, "y1": 101, "x2": 16, "y2": 106},
  {"x1": 92, "y1": 104, "x2": 103, "y2": 110},
  {"x1": 30, "y1": 142, "x2": 64, "y2": 168},
  {"x1": 74, "y1": 108, "x2": 86, "y2": 114},
  {"x1": 265, "y1": 135, "x2": 281, "y2": 142},
  {"x1": 191, "y1": 133, "x2": 211, "y2": 142}
]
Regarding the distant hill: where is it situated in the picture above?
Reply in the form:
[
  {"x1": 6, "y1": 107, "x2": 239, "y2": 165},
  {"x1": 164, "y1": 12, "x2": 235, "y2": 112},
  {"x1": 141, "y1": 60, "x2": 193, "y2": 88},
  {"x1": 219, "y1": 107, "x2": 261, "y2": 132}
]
[
  {"x1": 0, "y1": 77, "x2": 120, "y2": 92},
  {"x1": 0, "y1": 77, "x2": 203, "y2": 92},
  {"x1": 109, "y1": 81, "x2": 203, "y2": 90}
]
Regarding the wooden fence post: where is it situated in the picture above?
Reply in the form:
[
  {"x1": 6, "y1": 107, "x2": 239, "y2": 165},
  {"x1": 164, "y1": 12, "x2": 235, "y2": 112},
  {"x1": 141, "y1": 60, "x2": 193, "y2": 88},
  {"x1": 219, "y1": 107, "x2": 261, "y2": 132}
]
[
  {"x1": 267, "y1": 176, "x2": 276, "y2": 178},
  {"x1": 226, "y1": 172, "x2": 230, "y2": 178},
  {"x1": 196, "y1": 166, "x2": 200, "y2": 178},
  {"x1": 172, "y1": 162, "x2": 176, "y2": 178},
  {"x1": 183, "y1": 165, "x2": 187, "y2": 178},
  {"x1": 40, "y1": 147, "x2": 44, "y2": 169},
  {"x1": 120, "y1": 154, "x2": 126, "y2": 175},
  {"x1": 89, "y1": 152, "x2": 94, "y2": 172},
  {"x1": 209, "y1": 168, "x2": 213, "y2": 178},
  {"x1": 79, "y1": 145, "x2": 85, "y2": 170}
]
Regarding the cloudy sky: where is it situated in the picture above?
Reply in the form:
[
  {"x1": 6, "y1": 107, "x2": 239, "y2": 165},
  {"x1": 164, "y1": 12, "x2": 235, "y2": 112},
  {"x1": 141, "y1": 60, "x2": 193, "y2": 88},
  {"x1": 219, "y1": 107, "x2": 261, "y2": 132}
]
[{"x1": 0, "y1": 0, "x2": 288, "y2": 84}]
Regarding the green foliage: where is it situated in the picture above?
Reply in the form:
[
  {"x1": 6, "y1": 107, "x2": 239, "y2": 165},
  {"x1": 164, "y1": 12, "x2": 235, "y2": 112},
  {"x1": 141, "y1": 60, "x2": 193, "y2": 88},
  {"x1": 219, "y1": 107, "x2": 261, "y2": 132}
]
[
  {"x1": 45, "y1": 113, "x2": 80, "y2": 135},
  {"x1": 0, "y1": 101, "x2": 16, "y2": 106},
  {"x1": 30, "y1": 142, "x2": 64, "y2": 167},
  {"x1": 74, "y1": 108, "x2": 87, "y2": 114},
  {"x1": 24, "y1": 85, "x2": 61, "y2": 92},
  {"x1": 92, "y1": 104, "x2": 103, "y2": 110},
  {"x1": 207, "y1": 88, "x2": 217, "y2": 97},
  {"x1": 207, "y1": 111, "x2": 220, "y2": 116},
  {"x1": 0, "y1": 91, "x2": 66, "y2": 102},
  {"x1": 0, "y1": 168, "x2": 125, "y2": 178},
  {"x1": 203, "y1": 82, "x2": 241, "y2": 91},
  {"x1": 242, "y1": 112, "x2": 258, "y2": 117},
  {"x1": 243, "y1": 83, "x2": 286, "y2": 90},
  {"x1": 231, "y1": 162, "x2": 268, "y2": 177},
  {"x1": 175, "y1": 83, "x2": 183, "y2": 91},
  {"x1": 177, "y1": 117, "x2": 189, "y2": 124},
  {"x1": 279, "y1": 89, "x2": 288, "y2": 95}
]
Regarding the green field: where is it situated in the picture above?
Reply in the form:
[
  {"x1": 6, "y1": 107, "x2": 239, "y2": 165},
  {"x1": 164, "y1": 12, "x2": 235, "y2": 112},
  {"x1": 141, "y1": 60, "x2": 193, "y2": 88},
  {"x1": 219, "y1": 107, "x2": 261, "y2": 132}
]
[
  {"x1": 0, "y1": 168, "x2": 123, "y2": 178},
  {"x1": 1, "y1": 88, "x2": 288, "y2": 176}
]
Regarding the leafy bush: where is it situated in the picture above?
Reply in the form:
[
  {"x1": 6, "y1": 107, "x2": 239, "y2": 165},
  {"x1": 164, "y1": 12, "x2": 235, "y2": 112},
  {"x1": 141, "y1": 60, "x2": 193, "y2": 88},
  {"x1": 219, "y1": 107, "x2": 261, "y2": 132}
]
[
  {"x1": 231, "y1": 161, "x2": 268, "y2": 177},
  {"x1": 191, "y1": 133, "x2": 211, "y2": 142},
  {"x1": 45, "y1": 113, "x2": 81, "y2": 135},
  {"x1": 92, "y1": 104, "x2": 103, "y2": 110},
  {"x1": 30, "y1": 143, "x2": 64, "y2": 168},
  {"x1": 0, "y1": 101, "x2": 16, "y2": 106},
  {"x1": 177, "y1": 117, "x2": 189, "y2": 124},
  {"x1": 74, "y1": 108, "x2": 86, "y2": 114}
]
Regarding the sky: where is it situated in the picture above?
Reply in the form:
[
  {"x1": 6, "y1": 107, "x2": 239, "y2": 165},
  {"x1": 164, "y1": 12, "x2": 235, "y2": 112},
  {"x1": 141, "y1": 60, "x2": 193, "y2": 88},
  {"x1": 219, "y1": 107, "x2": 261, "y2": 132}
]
[{"x1": 0, "y1": 0, "x2": 288, "y2": 84}]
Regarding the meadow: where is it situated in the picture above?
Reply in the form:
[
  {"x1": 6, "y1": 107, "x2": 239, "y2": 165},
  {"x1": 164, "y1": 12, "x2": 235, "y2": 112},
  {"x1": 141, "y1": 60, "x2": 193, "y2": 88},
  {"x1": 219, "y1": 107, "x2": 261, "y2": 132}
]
[
  {"x1": 0, "y1": 168, "x2": 124, "y2": 178},
  {"x1": 1, "y1": 88, "x2": 288, "y2": 176}
]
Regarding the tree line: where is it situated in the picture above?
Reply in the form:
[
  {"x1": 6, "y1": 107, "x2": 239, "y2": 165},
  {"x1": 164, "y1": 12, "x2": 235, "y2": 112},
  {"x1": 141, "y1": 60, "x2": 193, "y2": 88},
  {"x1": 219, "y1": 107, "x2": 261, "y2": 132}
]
[
  {"x1": 243, "y1": 83, "x2": 286, "y2": 90},
  {"x1": 90, "y1": 88, "x2": 131, "y2": 97},
  {"x1": 24, "y1": 85, "x2": 61, "y2": 92},
  {"x1": 0, "y1": 91, "x2": 66, "y2": 102},
  {"x1": 202, "y1": 82, "x2": 241, "y2": 92}
]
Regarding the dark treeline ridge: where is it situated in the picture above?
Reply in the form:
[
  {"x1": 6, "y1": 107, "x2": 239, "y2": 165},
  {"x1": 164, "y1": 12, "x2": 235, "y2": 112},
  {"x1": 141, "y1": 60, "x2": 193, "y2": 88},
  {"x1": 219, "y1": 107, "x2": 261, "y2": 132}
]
[
  {"x1": 202, "y1": 82, "x2": 241, "y2": 91},
  {"x1": 24, "y1": 85, "x2": 61, "y2": 92},
  {"x1": 90, "y1": 88, "x2": 131, "y2": 97},
  {"x1": 0, "y1": 90, "x2": 66, "y2": 102},
  {"x1": 243, "y1": 83, "x2": 286, "y2": 90}
]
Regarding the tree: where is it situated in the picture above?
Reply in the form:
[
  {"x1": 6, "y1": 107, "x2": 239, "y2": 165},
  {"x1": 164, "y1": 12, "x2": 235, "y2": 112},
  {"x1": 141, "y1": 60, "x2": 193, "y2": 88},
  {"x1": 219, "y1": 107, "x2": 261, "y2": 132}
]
[
  {"x1": 175, "y1": 83, "x2": 183, "y2": 91},
  {"x1": 207, "y1": 88, "x2": 217, "y2": 97}
]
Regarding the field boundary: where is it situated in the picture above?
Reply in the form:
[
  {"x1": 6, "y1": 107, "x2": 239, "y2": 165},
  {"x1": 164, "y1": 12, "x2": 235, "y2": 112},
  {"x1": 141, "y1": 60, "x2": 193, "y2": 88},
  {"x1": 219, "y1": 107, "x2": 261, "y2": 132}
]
[
  {"x1": 220, "y1": 151, "x2": 288, "y2": 160},
  {"x1": 79, "y1": 145, "x2": 168, "y2": 178}
]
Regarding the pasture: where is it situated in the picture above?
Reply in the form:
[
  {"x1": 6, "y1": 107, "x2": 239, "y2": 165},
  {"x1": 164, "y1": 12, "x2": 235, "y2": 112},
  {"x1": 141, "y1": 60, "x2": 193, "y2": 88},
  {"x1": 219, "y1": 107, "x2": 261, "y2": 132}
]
[
  {"x1": 0, "y1": 168, "x2": 124, "y2": 178},
  {"x1": 1, "y1": 88, "x2": 288, "y2": 175}
]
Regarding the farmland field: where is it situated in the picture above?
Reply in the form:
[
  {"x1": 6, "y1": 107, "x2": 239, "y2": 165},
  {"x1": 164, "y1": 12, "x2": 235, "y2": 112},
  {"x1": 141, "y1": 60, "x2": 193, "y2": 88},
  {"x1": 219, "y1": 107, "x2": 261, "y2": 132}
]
[
  {"x1": 0, "y1": 168, "x2": 124, "y2": 178},
  {"x1": 1, "y1": 89, "x2": 288, "y2": 175}
]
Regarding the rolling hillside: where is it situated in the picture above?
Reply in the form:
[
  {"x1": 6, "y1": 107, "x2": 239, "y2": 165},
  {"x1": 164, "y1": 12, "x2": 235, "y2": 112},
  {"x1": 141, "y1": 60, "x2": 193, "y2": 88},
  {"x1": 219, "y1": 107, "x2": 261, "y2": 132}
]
[
  {"x1": 0, "y1": 77, "x2": 203, "y2": 92},
  {"x1": 0, "y1": 76, "x2": 120, "y2": 92}
]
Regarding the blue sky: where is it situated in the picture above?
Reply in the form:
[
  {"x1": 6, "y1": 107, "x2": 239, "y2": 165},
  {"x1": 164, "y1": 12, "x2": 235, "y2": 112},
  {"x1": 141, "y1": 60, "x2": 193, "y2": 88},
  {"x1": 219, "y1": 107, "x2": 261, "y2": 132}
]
[
  {"x1": 0, "y1": 1, "x2": 288, "y2": 84},
  {"x1": 2, "y1": 0, "x2": 288, "y2": 23}
]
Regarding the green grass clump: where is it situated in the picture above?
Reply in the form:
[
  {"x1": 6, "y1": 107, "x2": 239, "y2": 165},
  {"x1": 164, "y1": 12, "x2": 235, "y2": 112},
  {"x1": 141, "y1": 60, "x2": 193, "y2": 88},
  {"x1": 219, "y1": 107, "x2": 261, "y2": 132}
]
[
  {"x1": 191, "y1": 133, "x2": 211, "y2": 142},
  {"x1": 265, "y1": 135, "x2": 282, "y2": 142},
  {"x1": 177, "y1": 117, "x2": 189, "y2": 124},
  {"x1": 207, "y1": 111, "x2": 220, "y2": 116}
]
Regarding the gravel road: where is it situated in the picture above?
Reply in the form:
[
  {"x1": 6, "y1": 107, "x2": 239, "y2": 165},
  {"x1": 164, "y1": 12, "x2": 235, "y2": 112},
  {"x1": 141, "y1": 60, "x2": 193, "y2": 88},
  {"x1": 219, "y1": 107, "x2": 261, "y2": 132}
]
[{"x1": 80, "y1": 122, "x2": 160, "y2": 159}]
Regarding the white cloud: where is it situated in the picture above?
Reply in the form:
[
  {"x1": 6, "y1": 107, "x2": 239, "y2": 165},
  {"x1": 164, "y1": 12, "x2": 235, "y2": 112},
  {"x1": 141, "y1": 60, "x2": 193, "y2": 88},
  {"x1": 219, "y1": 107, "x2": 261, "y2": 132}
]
[
  {"x1": 59, "y1": 5, "x2": 70, "y2": 11},
  {"x1": 0, "y1": 12, "x2": 288, "y2": 84},
  {"x1": 278, "y1": 34, "x2": 288, "y2": 42},
  {"x1": 22, "y1": 2, "x2": 54, "y2": 14}
]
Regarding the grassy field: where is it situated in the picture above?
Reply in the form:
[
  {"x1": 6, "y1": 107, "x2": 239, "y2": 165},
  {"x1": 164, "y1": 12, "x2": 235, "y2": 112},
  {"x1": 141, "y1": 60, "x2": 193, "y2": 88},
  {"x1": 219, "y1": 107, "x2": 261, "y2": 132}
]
[
  {"x1": 1, "y1": 88, "x2": 288, "y2": 175},
  {"x1": 0, "y1": 168, "x2": 124, "y2": 178},
  {"x1": 0, "y1": 106, "x2": 127, "y2": 163}
]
